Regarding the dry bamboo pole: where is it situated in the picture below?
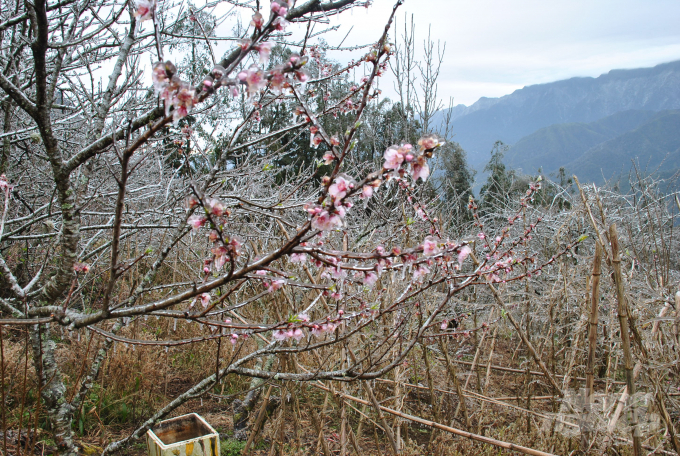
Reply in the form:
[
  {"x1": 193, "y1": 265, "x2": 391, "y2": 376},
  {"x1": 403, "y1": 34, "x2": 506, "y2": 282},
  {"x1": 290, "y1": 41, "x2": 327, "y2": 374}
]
[
  {"x1": 603, "y1": 299, "x2": 678, "y2": 453},
  {"x1": 364, "y1": 382, "x2": 399, "y2": 456},
  {"x1": 674, "y1": 291, "x2": 680, "y2": 351},
  {"x1": 442, "y1": 358, "x2": 624, "y2": 384},
  {"x1": 312, "y1": 383, "x2": 559, "y2": 456},
  {"x1": 487, "y1": 283, "x2": 564, "y2": 397},
  {"x1": 243, "y1": 384, "x2": 274, "y2": 455},
  {"x1": 307, "y1": 397, "x2": 332, "y2": 456},
  {"x1": 462, "y1": 308, "x2": 495, "y2": 392},
  {"x1": 583, "y1": 242, "x2": 602, "y2": 447},
  {"x1": 609, "y1": 223, "x2": 641, "y2": 456},
  {"x1": 438, "y1": 338, "x2": 470, "y2": 429}
]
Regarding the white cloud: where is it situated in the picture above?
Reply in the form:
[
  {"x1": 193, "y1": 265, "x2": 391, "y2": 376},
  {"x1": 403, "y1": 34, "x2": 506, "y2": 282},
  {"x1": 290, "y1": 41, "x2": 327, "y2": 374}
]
[{"x1": 317, "y1": 0, "x2": 680, "y2": 105}]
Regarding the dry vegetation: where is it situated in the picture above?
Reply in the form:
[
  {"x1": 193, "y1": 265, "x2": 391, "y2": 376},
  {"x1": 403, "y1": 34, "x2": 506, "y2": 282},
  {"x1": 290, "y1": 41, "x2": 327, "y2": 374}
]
[{"x1": 0, "y1": 0, "x2": 679, "y2": 455}]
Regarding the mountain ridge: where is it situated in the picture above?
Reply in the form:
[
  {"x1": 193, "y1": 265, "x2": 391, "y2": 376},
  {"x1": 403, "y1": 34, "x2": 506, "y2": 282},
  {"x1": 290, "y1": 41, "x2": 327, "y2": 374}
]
[{"x1": 435, "y1": 60, "x2": 680, "y2": 172}]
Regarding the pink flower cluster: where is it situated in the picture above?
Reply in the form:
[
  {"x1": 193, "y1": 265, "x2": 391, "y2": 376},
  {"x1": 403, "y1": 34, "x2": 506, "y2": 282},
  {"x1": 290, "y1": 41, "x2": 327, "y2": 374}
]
[
  {"x1": 382, "y1": 135, "x2": 445, "y2": 182},
  {"x1": 186, "y1": 194, "x2": 231, "y2": 231},
  {"x1": 270, "y1": 0, "x2": 292, "y2": 16},
  {"x1": 306, "y1": 175, "x2": 355, "y2": 231}
]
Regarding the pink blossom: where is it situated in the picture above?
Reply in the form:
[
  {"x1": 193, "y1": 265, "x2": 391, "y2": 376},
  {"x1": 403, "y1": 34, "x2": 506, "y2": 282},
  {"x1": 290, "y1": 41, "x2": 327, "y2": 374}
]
[
  {"x1": 0, "y1": 175, "x2": 11, "y2": 190},
  {"x1": 310, "y1": 134, "x2": 323, "y2": 148},
  {"x1": 187, "y1": 214, "x2": 207, "y2": 230},
  {"x1": 330, "y1": 291, "x2": 342, "y2": 300},
  {"x1": 363, "y1": 272, "x2": 378, "y2": 288},
  {"x1": 255, "y1": 270, "x2": 267, "y2": 276},
  {"x1": 171, "y1": 85, "x2": 196, "y2": 124},
  {"x1": 383, "y1": 146, "x2": 403, "y2": 170},
  {"x1": 273, "y1": 16, "x2": 289, "y2": 31},
  {"x1": 294, "y1": 69, "x2": 310, "y2": 83},
  {"x1": 212, "y1": 246, "x2": 229, "y2": 271},
  {"x1": 290, "y1": 253, "x2": 307, "y2": 264},
  {"x1": 418, "y1": 134, "x2": 444, "y2": 151},
  {"x1": 413, "y1": 265, "x2": 430, "y2": 282},
  {"x1": 458, "y1": 245, "x2": 472, "y2": 265},
  {"x1": 311, "y1": 325, "x2": 323, "y2": 337},
  {"x1": 273, "y1": 330, "x2": 287, "y2": 341},
  {"x1": 328, "y1": 176, "x2": 350, "y2": 205},
  {"x1": 440, "y1": 320, "x2": 448, "y2": 330},
  {"x1": 410, "y1": 155, "x2": 430, "y2": 182},
  {"x1": 292, "y1": 328, "x2": 304, "y2": 341},
  {"x1": 270, "y1": 0, "x2": 289, "y2": 16},
  {"x1": 134, "y1": 0, "x2": 155, "y2": 21},
  {"x1": 238, "y1": 65, "x2": 267, "y2": 97},
  {"x1": 268, "y1": 279, "x2": 285, "y2": 292},
  {"x1": 230, "y1": 334, "x2": 239, "y2": 344},
  {"x1": 73, "y1": 262, "x2": 90, "y2": 273},
  {"x1": 205, "y1": 197, "x2": 227, "y2": 216},
  {"x1": 298, "y1": 313, "x2": 310, "y2": 322},
  {"x1": 251, "y1": 12, "x2": 264, "y2": 30},
  {"x1": 322, "y1": 152, "x2": 335, "y2": 165},
  {"x1": 239, "y1": 39, "x2": 251, "y2": 51},
  {"x1": 199, "y1": 293, "x2": 211, "y2": 308},
  {"x1": 330, "y1": 135, "x2": 340, "y2": 146},
  {"x1": 228, "y1": 237, "x2": 242, "y2": 256},
  {"x1": 422, "y1": 236, "x2": 439, "y2": 256},
  {"x1": 360, "y1": 185, "x2": 373, "y2": 199},
  {"x1": 267, "y1": 67, "x2": 287, "y2": 94},
  {"x1": 312, "y1": 210, "x2": 343, "y2": 231},
  {"x1": 256, "y1": 42, "x2": 273, "y2": 65},
  {"x1": 152, "y1": 61, "x2": 173, "y2": 94}
]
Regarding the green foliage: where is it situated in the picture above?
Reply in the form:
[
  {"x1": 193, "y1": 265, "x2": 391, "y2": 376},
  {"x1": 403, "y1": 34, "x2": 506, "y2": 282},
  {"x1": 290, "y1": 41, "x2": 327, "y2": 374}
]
[
  {"x1": 438, "y1": 141, "x2": 475, "y2": 225},
  {"x1": 221, "y1": 439, "x2": 247, "y2": 456},
  {"x1": 479, "y1": 141, "x2": 515, "y2": 214}
]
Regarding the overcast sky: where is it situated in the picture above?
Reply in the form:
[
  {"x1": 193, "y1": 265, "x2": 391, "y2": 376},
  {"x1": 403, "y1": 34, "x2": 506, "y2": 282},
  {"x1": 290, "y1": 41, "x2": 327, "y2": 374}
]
[{"x1": 314, "y1": 0, "x2": 680, "y2": 106}]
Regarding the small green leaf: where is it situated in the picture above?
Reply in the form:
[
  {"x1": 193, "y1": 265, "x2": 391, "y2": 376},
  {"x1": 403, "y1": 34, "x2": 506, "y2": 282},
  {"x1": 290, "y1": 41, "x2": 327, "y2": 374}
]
[{"x1": 577, "y1": 234, "x2": 589, "y2": 243}]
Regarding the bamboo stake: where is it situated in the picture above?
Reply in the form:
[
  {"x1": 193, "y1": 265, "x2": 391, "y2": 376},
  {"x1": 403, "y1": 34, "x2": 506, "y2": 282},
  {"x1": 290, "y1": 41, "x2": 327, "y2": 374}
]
[
  {"x1": 583, "y1": 242, "x2": 602, "y2": 446},
  {"x1": 440, "y1": 359, "x2": 624, "y2": 384},
  {"x1": 609, "y1": 223, "x2": 641, "y2": 456},
  {"x1": 364, "y1": 382, "x2": 399, "y2": 456},
  {"x1": 438, "y1": 338, "x2": 470, "y2": 429},
  {"x1": 243, "y1": 384, "x2": 274, "y2": 455}
]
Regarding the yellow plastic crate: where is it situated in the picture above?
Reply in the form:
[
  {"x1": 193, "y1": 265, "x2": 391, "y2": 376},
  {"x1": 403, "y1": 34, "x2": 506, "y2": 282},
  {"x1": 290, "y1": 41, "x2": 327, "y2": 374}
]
[{"x1": 146, "y1": 413, "x2": 220, "y2": 456}]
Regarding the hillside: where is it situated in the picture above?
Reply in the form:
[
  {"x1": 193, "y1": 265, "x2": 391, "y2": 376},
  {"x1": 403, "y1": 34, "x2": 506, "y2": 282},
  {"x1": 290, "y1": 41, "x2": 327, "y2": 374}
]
[
  {"x1": 565, "y1": 110, "x2": 680, "y2": 184},
  {"x1": 504, "y1": 110, "x2": 659, "y2": 174},
  {"x1": 435, "y1": 60, "x2": 680, "y2": 169}
]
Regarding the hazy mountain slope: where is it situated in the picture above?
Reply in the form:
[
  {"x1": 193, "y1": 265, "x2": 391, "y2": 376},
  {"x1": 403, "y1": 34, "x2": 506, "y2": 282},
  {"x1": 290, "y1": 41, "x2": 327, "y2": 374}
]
[
  {"x1": 435, "y1": 60, "x2": 680, "y2": 168},
  {"x1": 565, "y1": 110, "x2": 680, "y2": 184},
  {"x1": 504, "y1": 110, "x2": 658, "y2": 173}
]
